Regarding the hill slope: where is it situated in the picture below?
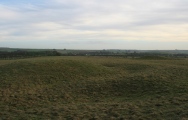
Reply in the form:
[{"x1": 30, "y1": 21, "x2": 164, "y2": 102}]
[{"x1": 0, "y1": 56, "x2": 188, "y2": 119}]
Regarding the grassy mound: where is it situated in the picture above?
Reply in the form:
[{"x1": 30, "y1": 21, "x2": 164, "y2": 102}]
[{"x1": 0, "y1": 56, "x2": 188, "y2": 119}]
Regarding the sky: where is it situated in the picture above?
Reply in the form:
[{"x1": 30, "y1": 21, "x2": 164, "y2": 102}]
[{"x1": 0, "y1": 0, "x2": 188, "y2": 50}]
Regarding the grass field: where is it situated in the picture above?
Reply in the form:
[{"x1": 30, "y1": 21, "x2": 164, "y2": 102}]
[{"x1": 0, "y1": 56, "x2": 188, "y2": 119}]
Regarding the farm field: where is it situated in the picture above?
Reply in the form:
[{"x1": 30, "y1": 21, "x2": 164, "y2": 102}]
[{"x1": 0, "y1": 56, "x2": 188, "y2": 119}]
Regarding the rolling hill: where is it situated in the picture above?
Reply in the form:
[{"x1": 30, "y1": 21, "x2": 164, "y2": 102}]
[{"x1": 0, "y1": 56, "x2": 188, "y2": 119}]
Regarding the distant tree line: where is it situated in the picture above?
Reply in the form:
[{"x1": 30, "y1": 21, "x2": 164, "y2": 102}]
[
  {"x1": 0, "y1": 49, "x2": 187, "y2": 59},
  {"x1": 62, "y1": 51, "x2": 188, "y2": 58},
  {"x1": 0, "y1": 50, "x2": 61, "y2": 59}
]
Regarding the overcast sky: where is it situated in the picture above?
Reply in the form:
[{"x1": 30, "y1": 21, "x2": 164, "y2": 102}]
[{"x1": 0, "y1": 0, "x2": 188, "y2": 50}]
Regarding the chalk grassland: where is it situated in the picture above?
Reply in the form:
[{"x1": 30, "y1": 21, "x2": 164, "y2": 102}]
[{"x1": 0, "y1": 56, "x2": 188, "y2": 119}]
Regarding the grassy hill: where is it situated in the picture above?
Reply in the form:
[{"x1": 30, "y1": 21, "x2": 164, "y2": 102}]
[{"x1": 0, "y1": 56, "x2": 188, "y2": 119}]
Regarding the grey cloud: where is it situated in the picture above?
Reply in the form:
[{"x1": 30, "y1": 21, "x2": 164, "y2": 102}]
[
  {"x1": 45, "y1": 0, "x2": 188, "y2": 31},
  {"x1": 0, "y1": 0, "x2": 188, "y2": 48}
]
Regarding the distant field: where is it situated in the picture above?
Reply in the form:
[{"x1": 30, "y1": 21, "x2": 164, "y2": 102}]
[{"x1": 0, "y1": 56, "x2": 188, "y2": 119}]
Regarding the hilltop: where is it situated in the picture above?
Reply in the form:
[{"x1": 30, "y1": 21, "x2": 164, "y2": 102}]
[{"x1": 0, "y1": 56, "x2": 188, "y2": 119}]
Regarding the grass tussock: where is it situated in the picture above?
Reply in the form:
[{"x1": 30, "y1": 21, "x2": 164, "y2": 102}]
[{"x1": 0, "y1": 56, "x2": 188, "y2": 119}]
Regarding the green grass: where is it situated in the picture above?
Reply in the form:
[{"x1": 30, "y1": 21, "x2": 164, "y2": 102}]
[{"x1": 0, "y1": 56, "x2": 188, "y2": 119}]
